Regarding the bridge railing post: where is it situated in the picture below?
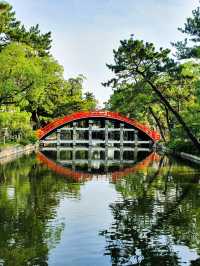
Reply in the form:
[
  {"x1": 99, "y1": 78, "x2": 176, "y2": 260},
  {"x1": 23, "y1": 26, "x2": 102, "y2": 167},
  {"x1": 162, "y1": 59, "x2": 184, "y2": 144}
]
[
  {"x1": 89, "y1": 120, "x2": 93, "y2": 147},
  {"x1": 72, "y1": 149, "x2": 76, "y2": 170},
  {"x1": 73, "y1": 122, "x2": 77, "y2": 147},
  {"x1": 57, "y1": 148, "x2": 60, "y2": 161},
  {"x1": 120, "y1": 123, "x2": 124, "y2": 164},
  {"x1": 88, "y1": 145, "x2": 92, "y2": 172},
  {"x1": 134, "y1": 129, "x2": 138, "y2": 147},
  {"x1": 57, "y1": 129, "x2": 61, "y2": 146},
  {"x1": 105, "y1": 146, "x2": 108, "y2": 172},
  {"x1": 134, "y1": 148, "x2": 138, "y2": 161},
  {"x1": 105, "y1": 120, "x2": 109, "y2": 147}
]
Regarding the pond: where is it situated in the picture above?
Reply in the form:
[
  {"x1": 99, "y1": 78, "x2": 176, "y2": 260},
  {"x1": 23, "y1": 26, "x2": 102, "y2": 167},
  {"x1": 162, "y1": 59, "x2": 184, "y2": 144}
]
[{"x1": 0, "y1": 150, "x2": 199, "y2": 266}]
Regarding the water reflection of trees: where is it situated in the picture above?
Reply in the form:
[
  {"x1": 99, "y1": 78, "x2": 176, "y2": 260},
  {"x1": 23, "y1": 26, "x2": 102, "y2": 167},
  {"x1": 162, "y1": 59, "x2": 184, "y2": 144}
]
[
  {"x1": 0, "y1": 154, "x2": 81, "y2": 266},
  {"x1": 100, "y1": 157, "x2": 200, "y2": 265}
]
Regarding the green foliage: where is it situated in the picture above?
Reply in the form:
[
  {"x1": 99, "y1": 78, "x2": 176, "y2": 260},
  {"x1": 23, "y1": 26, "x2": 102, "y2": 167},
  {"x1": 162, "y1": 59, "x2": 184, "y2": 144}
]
[
  {"x1": 0, "y1": 42, "x2": 43, "y2": 105},
  {"x1": 0, "y1": 42, "x2": 97, "y2": 128},
  {"x1": 179, "y1": 6, "x2": 200, "y2": 42},
  {"x1": 172, "y1": 5, "x2": 200, "y2": 59},
  {"x1": 105, "y1": 36, "x2": 200, "y2": 152},
  {"x1": 0, "y1": 1, "x2": 9, "y2": 13},
  {"x1": 0, "y1": 3, "x2": 97, "y2": 143},
  {"x1": 0, "y1": 2, "x2": 51, "y2": 55},
  {"x1": 167, "y1": 139, "x2": 196, "y2": 153},
  {"x1": 19, "y1": 132, "x2": 38, "y2": 145},
  {"x1": 0, "y1": 108, "x2": 31, "y2": 134},
  {"x1": 101, "y1": 156, "x2": 200, "y2": 265},
  {"x1": 0, "y1": 107, "x2": 36, "y2": 144},
  {"x1": 104, "y1": 39, "x2": 175, "y2": 85},
  {"x1": 0, "y1": 154, "x2": 81, "y2": 265},
  {"x1": 82, "y1": 92, "x2": 98, "y2": 111}
]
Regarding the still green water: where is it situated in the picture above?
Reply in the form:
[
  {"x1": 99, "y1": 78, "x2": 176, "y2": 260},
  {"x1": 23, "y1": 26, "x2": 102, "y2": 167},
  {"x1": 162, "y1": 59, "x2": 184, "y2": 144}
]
[{"x1": 0, "y1": 151, "x2": 199, "y2": 266}]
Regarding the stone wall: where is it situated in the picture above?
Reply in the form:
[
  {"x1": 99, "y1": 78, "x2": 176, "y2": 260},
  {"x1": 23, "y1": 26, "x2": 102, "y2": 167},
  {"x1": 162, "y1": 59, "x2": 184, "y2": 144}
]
[
  {"x1": 0, "y1": 144, "x2": 38, "y2": 164},
  {"x1": 161, "y1": 146, "x2": 200, "y2": 165}
]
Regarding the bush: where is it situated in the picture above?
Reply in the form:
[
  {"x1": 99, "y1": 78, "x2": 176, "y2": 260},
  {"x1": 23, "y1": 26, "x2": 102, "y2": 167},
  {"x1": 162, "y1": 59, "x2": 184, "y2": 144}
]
[
  {"x1": 167, "y1": 139, "x2": 199, "y2": 155},
  {"x1": 19, "y1": 132, "x2": 38, "y2": 146},
  {"x1": 19, "y1": 139, "x2": 30, "y2": 146},
  {"x1": 0, "y1": 108, "x2": 39, "y2": 145},
  {"x1": 27, "y1": 133, "x2": 38, "y2": 144}
]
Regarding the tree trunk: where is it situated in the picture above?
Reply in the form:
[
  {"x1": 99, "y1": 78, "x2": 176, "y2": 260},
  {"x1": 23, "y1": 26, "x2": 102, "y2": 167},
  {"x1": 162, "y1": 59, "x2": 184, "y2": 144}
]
[
  {"x1": 31, "y1": 110, "x2": 40, "y2": 129},
  {"x1": 149, "y1": 107, "x2": 166, "y2": 142},
  {"x1": 147, "y1": 79, "x2": 200, "y2": 152},
  {"x1": 164, "y1": 105, "x2": 172, "y2": 133}
]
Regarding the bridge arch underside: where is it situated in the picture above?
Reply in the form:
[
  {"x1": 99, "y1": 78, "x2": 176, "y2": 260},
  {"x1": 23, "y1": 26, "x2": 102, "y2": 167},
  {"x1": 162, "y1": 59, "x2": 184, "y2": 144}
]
[{"x1": 40, "y1": 117, "x2": 154, "y2": 148}]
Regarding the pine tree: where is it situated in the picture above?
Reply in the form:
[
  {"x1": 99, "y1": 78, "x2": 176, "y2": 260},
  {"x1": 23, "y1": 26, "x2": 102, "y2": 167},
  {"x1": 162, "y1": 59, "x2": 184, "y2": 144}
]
[{"x1": 0, "y1": 2, "x2": 52, "y2": 55}]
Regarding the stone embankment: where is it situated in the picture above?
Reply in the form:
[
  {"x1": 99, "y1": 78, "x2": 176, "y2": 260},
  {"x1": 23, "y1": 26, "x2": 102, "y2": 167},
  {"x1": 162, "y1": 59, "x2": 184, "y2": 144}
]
[
  {"x1": 0, "y1": 144, "x2": 38, "y2": 164},
  {"x1": 162, "y1": 147, "x2": 200, "y2": 165},
  {"x1": 178, "y1": 152, "x2": 200, "y2": 164}
]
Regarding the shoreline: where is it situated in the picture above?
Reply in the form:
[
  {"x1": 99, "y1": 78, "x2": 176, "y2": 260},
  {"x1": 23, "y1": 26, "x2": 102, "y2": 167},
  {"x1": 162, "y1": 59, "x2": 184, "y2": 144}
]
[
  {"x1": 161, "y1": 146, "x2": 200, "y2": 165},
  {"x1": 0, "y1": 144, "x2": 38, "y2": 164},
  {"x1": 0, "y1": 143, "x2": 200, "y2": 166}
]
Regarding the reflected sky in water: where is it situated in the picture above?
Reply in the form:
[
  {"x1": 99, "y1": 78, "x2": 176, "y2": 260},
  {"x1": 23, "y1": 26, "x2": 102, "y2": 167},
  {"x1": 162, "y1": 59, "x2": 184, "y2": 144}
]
[{"x1": 0, "y1": 151, "x2": 199, "y2": 265}]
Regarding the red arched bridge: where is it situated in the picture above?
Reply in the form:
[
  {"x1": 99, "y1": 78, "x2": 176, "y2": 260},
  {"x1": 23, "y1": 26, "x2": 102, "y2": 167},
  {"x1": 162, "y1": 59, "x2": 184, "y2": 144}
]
[{"x1": 37, "y1": 111, "x2": 160, "y2": 147}]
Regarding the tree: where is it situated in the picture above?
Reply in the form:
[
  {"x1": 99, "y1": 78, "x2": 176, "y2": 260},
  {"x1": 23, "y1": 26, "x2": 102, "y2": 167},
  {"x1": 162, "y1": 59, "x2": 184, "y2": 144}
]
[
  {"x1": 0, "y1": 1, "x2": 9, "y2": 13},
  {"x1": 0, "y1": 154, "x2": 81, "y2": 265},
  {"x1": 0, "y1": 42, "x2": 96, "y2": 131},
  {"x1": 101, "y1": 157, "x2": 200, "y2": 265},
  {"x1": 0, "y1": 42, "x2": 42, "y2": 106},
  {"x1": 104, "y1": 38, "x2": 200, "y2": 151},
  {"x1": 0, "y1": 2, "x2": 51, "y2": 55},
  {"x1": 172, "y1": 5, "x2": 200, "y2": 59},
  {"x1": 20, "y1": 55, "x2": 66, "y2": 127},
  {"x1": 83, "y1": 92, "x2": 97, "y2": 111},
  {"x1": 0, "y1": 3, "x2": 97, "y2": 140},
  {"x1": 0, "y1": 107, "x2": 33, "y2": 141},
  {"x1": 0, "y1": 42, "x2": 63, "y2": 128},
  {"x1": 52, "y1": 77, "x2": 97, "y2": 119},
  {"x1": 107, "y1": 60, "x2": 200, "y2": 144}
]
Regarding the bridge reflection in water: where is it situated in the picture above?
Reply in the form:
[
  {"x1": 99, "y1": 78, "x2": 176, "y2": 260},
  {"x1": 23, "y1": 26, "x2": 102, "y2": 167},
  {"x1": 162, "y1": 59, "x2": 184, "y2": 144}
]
[
  {"x1": 38, "y1": 147, "x2": 160, "y2": 182},
  {"x1": 38, "y1": 112, "x2": 161, "y2": 178}
]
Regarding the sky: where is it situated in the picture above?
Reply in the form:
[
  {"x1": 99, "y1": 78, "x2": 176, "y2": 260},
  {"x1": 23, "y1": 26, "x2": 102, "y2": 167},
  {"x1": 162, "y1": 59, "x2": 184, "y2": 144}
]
[{"x1": 9, "y1": 0, "x2": 198, "y2": 106}]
